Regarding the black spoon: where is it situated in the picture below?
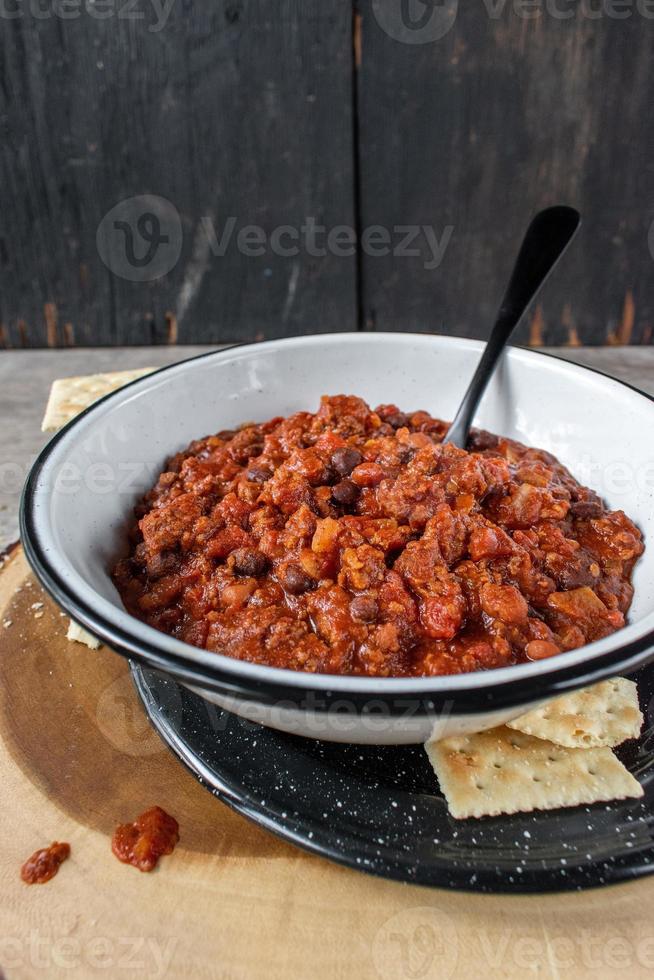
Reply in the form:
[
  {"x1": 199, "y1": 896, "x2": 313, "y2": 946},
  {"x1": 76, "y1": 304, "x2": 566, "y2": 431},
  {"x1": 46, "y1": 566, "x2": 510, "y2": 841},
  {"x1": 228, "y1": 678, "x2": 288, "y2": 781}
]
[{"x1": 443, "y1": 205, "x2": 581, "y2": 449}]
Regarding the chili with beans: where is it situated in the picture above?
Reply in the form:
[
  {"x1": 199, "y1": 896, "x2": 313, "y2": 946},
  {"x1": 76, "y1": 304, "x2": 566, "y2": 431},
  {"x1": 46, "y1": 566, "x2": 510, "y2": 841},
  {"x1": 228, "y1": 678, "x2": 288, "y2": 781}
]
[{"x1": 113, "y1": 396, "x2": 643, "y2": 677}]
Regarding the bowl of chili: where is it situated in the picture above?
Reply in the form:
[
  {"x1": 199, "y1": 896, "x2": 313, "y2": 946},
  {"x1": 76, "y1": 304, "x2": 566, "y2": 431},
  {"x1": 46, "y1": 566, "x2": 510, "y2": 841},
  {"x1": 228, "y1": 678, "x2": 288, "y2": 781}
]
[{"x1": 21, "y1": 333, "x2": 654, "y2": 744}]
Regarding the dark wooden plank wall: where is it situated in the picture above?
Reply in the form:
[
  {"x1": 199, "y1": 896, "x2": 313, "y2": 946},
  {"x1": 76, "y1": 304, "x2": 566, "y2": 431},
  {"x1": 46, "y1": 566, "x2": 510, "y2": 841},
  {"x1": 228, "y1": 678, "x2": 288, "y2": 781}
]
[
  {"x1": 357, "y1": 0, "x2": 654, "y2": 346},
  {"x1": 0, "y1": 0, "x2": 651, "y2": 347},
  {"x1": 0, "y1": 1, "x2": 357, "y2": 346}
]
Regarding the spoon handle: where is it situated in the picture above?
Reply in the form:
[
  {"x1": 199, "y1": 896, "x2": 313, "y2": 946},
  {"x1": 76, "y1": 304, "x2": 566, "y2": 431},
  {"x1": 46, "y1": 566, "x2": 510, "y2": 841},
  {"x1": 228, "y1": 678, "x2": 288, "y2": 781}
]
[{"x1": 443, "y1": 205, "x2": 581, "y2": 449}]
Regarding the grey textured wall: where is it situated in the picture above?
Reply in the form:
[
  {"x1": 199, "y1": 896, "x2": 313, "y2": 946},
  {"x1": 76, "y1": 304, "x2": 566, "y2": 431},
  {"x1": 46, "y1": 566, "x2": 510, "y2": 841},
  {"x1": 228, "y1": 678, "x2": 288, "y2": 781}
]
[{"x1": 0, "y1": 1, "x2": 652, "y2": 347}]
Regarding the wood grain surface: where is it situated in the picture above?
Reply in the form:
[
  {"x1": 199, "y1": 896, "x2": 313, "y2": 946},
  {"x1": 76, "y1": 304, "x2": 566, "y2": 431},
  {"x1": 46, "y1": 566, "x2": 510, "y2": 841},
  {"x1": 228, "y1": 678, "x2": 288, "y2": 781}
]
[
  {"x1": 0, "y1": 2, "x2": 357, "y2": 347},
  {"x1": 0, "y1": 3, "x2": 652, "y2": 347},
  {"x1": 356, "y1": 0, "x2": 654, "y2": 346},
  {"x1": 3, "y1": 545, "x2": 654, "y2": 979}
]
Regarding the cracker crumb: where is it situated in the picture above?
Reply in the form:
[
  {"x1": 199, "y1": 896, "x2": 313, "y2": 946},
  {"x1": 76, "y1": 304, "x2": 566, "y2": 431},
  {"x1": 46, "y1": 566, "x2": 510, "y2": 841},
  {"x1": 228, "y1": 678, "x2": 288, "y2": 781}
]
[
  {"x1": 2, "y1": 619, "x2": 12, "y2": 629},
  {"x1": 66, "y1": 619, "x2": 101, "y2": 649},
  {"x1": 30, "y1": 602, "x2": 44, "y2": 610},
  {"x1": 33, "y1": 611, "x2": 44, "y2": 620}
]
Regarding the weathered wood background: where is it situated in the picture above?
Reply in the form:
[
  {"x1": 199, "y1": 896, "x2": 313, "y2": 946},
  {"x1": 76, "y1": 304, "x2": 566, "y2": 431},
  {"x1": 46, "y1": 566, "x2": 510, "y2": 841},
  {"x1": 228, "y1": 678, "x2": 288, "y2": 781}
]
[{"x1": 0, "y1": 0, "x2": 652, "y2": 347}]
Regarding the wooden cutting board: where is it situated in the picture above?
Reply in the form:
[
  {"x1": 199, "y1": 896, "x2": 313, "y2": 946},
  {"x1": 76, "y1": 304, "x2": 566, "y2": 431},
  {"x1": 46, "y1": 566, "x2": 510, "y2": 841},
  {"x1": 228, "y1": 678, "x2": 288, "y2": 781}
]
[{"x1": 2, "y1": 545, "x2": 654, "y2": 980}]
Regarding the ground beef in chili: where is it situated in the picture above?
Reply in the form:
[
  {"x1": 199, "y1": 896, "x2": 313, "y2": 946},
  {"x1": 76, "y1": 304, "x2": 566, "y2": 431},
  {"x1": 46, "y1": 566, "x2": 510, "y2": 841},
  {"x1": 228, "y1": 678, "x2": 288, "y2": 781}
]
[{"x1": 113, "y1": 395, "x2": 644, "y2": 677}]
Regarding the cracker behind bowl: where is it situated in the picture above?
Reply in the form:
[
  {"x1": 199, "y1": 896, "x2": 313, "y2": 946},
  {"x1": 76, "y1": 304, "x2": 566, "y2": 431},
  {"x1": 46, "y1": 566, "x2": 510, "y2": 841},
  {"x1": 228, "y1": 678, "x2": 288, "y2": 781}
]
[
  {"x1": 41, "y1": 367, "x2": 154, "y2": 432},
  {"x1": 42, "y1": 367, "x2": 155, "y2": 646}
]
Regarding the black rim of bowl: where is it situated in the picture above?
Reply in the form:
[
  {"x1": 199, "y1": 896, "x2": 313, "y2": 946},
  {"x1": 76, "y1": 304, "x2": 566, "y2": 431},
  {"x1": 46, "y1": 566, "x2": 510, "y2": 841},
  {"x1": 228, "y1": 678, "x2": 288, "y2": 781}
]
[{"x1": 19, "y1": 336, "x2": 654, "y2": 718}]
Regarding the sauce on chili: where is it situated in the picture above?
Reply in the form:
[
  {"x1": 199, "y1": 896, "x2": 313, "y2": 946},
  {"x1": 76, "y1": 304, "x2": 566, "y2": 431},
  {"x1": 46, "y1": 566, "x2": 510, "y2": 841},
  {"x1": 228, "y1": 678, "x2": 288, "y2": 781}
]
[
  {"x1": 113, "y1": 395, "x2": 643, "y2": 677},
  {"x1": 111, "y1": 806, "x2": 179, "y2": 872},
  {"x1": 21, "y1": 841, "x2": 70, "y2": 884}
]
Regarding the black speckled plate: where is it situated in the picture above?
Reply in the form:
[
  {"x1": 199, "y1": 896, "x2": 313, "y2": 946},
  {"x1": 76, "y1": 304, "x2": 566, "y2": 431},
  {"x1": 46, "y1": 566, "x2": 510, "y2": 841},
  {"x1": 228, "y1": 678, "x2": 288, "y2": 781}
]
[{"x1": 131, "y1": 662, "x2": 654, "y2": 893}]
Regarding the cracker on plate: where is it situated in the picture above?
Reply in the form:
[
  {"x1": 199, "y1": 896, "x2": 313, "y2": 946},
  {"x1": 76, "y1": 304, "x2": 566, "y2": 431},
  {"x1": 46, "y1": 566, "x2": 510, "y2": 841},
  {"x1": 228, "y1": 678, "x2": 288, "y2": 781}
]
[
  {"x1": 41, "y1": 367, "x2": 154, "y2": 432},
  {"x1": 425, "y1": 726, "x2": 643, "y2": 820},
  {"x1": 507, "y1": 678, "x2": 642, "y2": 749}
]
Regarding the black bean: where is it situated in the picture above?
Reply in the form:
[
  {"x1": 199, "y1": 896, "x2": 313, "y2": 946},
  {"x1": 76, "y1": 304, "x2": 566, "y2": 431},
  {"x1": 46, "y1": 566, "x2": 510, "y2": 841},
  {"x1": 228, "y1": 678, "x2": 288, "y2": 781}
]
[
  {"x1": 282, "y1": 564, "x2": 315, "y2": 595},
  {"x1": 246, "y1": 463, "x2": 273, "y2": 484},
  {"x1": 146, "y1": 551, "x2": 179, "y2": 579},
  {"x1": 331, "y1": 447, "x2": 363, "y2": 477},
  {"x1": 570, "y1": 499, "x2": 603, "y2": 519},
  {"x1": 385, "y1": 412, "x2": 409, "y2": 429},
  {"x1": 232, "y1": 443, "x2": 264, "y2": 464},
  {"x1": 231, "y1": 548, "x2": 268, "y2": 577},
  {"x1": 331, "y1": 479, "x2": 360, "y2": 507},
  {"x1": 468, "y1": 429, "x2": 499, "y2": 452},
  {"x1": 350, "y1": 595, "x2": 378, "y2": 622}
]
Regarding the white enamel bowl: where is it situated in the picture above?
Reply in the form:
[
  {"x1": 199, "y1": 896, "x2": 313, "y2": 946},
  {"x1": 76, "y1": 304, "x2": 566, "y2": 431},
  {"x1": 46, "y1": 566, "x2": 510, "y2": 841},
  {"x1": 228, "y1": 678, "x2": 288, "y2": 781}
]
[{"x1": 21, "y1": 334, "x2": 654, "y2": 743}]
